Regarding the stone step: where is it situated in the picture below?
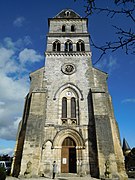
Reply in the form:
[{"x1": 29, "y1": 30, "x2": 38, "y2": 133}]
[
  {"x1": 57, "y1": 173, "x2": 79, "y2": 177},
  {"x1": 57, "y1": 173, "x2": 99, "y2": 179}
]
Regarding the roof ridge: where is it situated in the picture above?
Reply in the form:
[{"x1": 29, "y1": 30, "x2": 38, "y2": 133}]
[{"x1": 54, "y1": 9, "x2": 82, "y2": 19}]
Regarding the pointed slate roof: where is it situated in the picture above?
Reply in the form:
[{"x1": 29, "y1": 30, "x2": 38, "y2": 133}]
[
  {"x1": 54, "y1": 9, "x2": 81, "y2": 19},
  {"x1": 122, "y1": 138, "x2": 131, "y2": 153}
]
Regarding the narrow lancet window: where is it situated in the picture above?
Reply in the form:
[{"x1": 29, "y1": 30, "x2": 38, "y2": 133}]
[
  {"x1": 71, "y1": 25, "x2": 75, "y2": 32},
  {"x1": 62, "y1": 25, "x2": 66, "y2": 32},
  {"x1": 76, "y1": 42, "x2": 80, "y2": 51},
  {"x1": 53, "y1": 40, "x2": 61, "y2": 51},
  {"x1": 62, "y1": 97, "x2": 67, "y2": 118},
  {"x1": 76, "y1": 40, "x2": 85, "y2": 51},
  {"x1": 71, "y1": 97, "x2": 76, "y2": 118},
  {"x1": 65, "y1": 40, "x2": 73, "y2": 52},
  {"x1": 81, "y1": 42, "x2": 85, "y2": 51}
]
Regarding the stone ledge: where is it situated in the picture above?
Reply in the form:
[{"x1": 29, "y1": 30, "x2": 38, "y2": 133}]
[{"x1": 45, "y1": 51, "x2": 91, "y2": 56}]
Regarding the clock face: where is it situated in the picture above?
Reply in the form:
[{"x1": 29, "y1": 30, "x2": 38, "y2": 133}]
[
  {"x1": 66, "y1": 91, "x2": 72, "y2": 96},
  {"x1": 61, "y1": 63, "x2": 76, "y2": 75}
]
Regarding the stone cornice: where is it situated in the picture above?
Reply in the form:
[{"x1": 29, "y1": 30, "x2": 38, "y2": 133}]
[
  {"x1": 45, "y1": 51, "x2": 92, "y2": 57},
  {"x1": 49, "y1": 18, "x2": 87, "y2": 22},
  {"x1": 47, "y1": 33, "x2": 90, "y2": 37}
]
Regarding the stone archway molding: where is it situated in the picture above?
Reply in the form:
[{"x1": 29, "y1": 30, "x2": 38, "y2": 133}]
[
  {"x1": 42, "y1": 139, "x2": 53, "y2": 149},
  {"x1": 52, "y1": 128, "x2": 85, "y2": 149},
  {"x1": 53, "y1": 83, "x2": 84, "y2": 100}
]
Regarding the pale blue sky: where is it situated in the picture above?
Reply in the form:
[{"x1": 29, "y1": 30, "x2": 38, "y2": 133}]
[{"x1": 0, "y1": 0, "x2": 135, "y2": 155}]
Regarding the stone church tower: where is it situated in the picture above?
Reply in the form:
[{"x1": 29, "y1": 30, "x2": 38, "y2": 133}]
[{"x1": 12, "y1": 9, "x2": 127, "y2": 179}]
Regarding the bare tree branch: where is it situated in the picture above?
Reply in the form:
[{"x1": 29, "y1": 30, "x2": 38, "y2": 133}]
[
  {"x1": 85, "y1": 6, "x2": 135, "y2": 22},
  {"x1": 114, "y1": 0, "x2": 135, "y2": 5},
  {"x1": 91, "y1": 26, "x2": 135, "y2": 64},
  {"x1": 74, "y1": 0, "x2": 135, "y2": 63}
]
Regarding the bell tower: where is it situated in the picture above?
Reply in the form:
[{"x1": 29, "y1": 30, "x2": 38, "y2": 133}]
[{"x1": 45, "y1": 9, "x2": 92, "y2": 126}]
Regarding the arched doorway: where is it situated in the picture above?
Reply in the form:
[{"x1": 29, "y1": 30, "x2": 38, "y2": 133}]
[{"x1": 61, "y1": 137, "x2": 76, "y2": 173}]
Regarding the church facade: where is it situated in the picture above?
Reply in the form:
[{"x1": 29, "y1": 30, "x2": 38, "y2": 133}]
[{"x1": 12, "y1": 9, "x2": 127, "y2": 179}]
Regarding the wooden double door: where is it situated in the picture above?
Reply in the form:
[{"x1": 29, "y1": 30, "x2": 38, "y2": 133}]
[{"x1": 61, "y1": 137, "x2": 77, "y2": 173}]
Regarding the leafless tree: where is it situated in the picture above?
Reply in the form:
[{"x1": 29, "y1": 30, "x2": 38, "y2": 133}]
[{"x1": 74, "y1": 0, "x2": 135, "y2": 64}]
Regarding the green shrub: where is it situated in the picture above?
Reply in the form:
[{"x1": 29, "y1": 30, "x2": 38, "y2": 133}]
[{"x1": 0, "y1": 167, "x2": 6, "y2": 180}]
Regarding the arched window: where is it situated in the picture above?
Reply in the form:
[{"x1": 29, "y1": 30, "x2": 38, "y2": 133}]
[
  {"x1": 62, "y1": 97, "x2": 67, "y2": 118},
  {"x1": 62, "y1": 97, "x2": 77, "y2": 119},
  {"x1": 71, "y1": 25, "x2": 75, "y2": 32},
  {"x1": 59, "y1": 87, "x2": 79, "y2": 125},
  {"x1": 81, "y1": 42, "x2": 85, "y2": 51},
  {"x1": 76, "y1": 42, "x2": 80, "y2": 51},
  {"x1": 76, "y1": 40, "x2": 85, "y2": 51},
  {"x1": 71, "y1": 97, "x2": 76, "y2": 118},
  {"x1": 65, "y1": 11, "x2": 70, "y2": 17},
  {"x1": 53, "y1": 40, "x2": 61, "y2": 51},
  {"x1": 57, "y1": 43, "x2": 60, "y2": 51},
  {"x1": 65, "y1": 40, "x2": 73, "y2": 52},
  {"x1": 62, "y1": 25, "x2": 66, "y2": 32}
]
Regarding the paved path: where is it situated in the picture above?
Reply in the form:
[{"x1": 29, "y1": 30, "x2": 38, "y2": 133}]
[
  {"x1": 6, "y1": 176, "x2": 99, "y2": 180},
  {"x1": 6, "y1": 176, "x2": 135, "y2": 180}
]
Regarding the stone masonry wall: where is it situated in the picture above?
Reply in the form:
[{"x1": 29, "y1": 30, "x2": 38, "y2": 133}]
[{"x1": 19, "y1": 92, "x2": 46, "y2": 176}]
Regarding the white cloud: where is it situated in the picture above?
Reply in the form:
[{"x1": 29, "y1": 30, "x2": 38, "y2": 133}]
[
  {"x1": 0, "y1": 101, "x2": 5, "y2": 106},
  {"x1": 0, "y1": 117, "x2": 22, "y2": 141},
  {"x1": 122, "y1": 98, "x2": 135, "y2": 104},
  {"x1": 23, "y1": 36, "x2": 32, "y2": 45},
  {"x1": 95, "y1": 55, "x2": 118, "y2": 74},
  {"x1": 0, "y1": 148, "x2": 13, "y2": 156},
  {"x1": 14, "y1": 117, "x2": 22, "y2": 129},
  {"x1": 0, "y1": 47, "x2": 14, "y2": 65},
  {"x1": 3, "y1": 37, "x2": 15, "y2": 49},
  {"x1": 3, "y1": 36, "x2": 32, "y2": 50},
  {"x1": 13, "y1": 16, "x2": 25, "y2": 27},
  {"x1": 19, "y1": 48, "x2": 43, "y2": 64},
  {"x1": 0, "y1": 74, "x2": 28, "y2": 140},
  {"x1": 0, "y1": 47, "x2": 19, "y2": 75},
  {"x1": 0, "y1": 37, "x2": 43, "y2": 141},
  {"x1": 0, "y1": 73, "x2": 28, "y2": 101}
]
